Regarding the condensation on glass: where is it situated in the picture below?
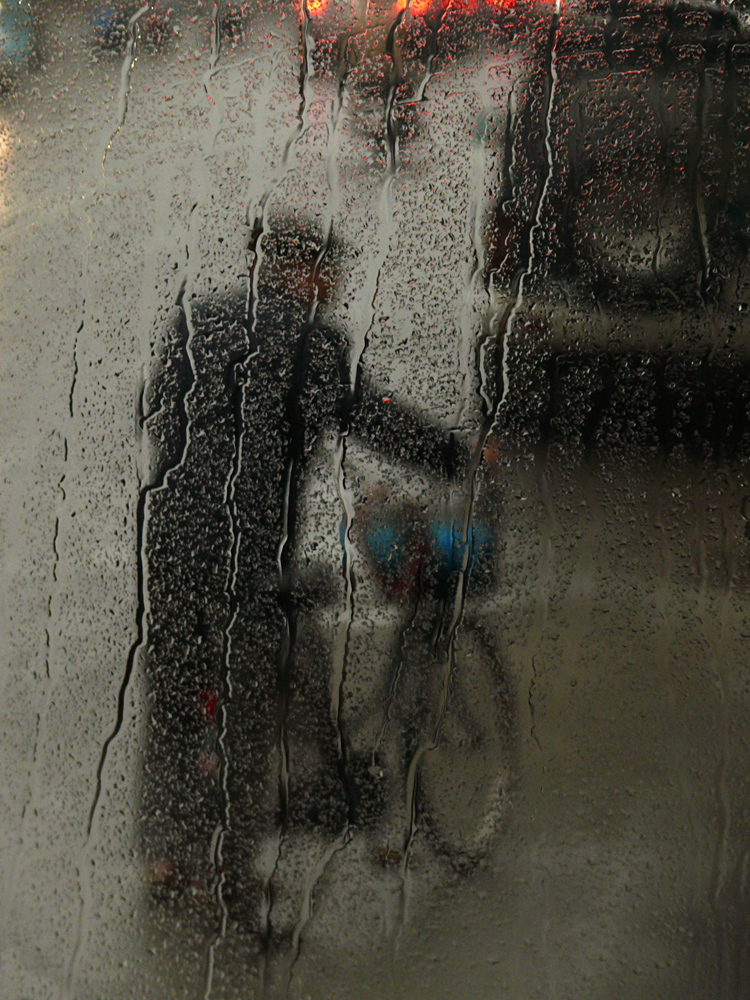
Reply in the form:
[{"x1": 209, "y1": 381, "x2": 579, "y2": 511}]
[{"x1": 1, "y1": 0, "x2": 750, "y2": 996}]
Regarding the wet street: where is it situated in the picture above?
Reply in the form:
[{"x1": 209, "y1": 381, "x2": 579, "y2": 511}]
[{"x1": 2, "y1": 1, "x2": 750, "y2": 997}]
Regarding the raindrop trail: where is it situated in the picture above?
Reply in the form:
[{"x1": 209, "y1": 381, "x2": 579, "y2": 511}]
[
  {"x1": 396, "y1": 458, "x2": 482, "y2": 889},
  {"x1": 44, "y1": 517, "x2": 60, "y2": 678},
  {"x1": 411, "y1": 0, "x2": 452, "y2": 104},
  {"x1": 456, "y1": 111, "x2": 493, "y2": 431},
  {"x1": 383, "y1": 5, "x2": 407, "y2": 180},
  {"x1": 46, "y1": 437, "x2": 68, "y2": 677},
  {"x1": 459, "y1": 0, "x2": 562, "y2": 629},
  {"x1": 248, "y1": 0, "x2": 317, "y2": 233},
  {"x1": 329, "y1": 398, "x2": 359, "y2": 851},
  {"x1": 372, "y1": 585, "x2": 424, "y2": 760},
  {"x1": 259, "y1": 452, "x2": 297, "y2": 987},
  {"x1": 474, "y1": 74, "x2": 522, "y2": 420},
  {"x1": 71, "y1": 0, "x2": 163, "y2": 832},
  {"x1": 456, "y1": 54, "x2": 525, "y2": 442},
  {"x1": 261, "y1": 233, "x2": 336, "y2": 992},
  {"x1": 101, "y1": 4, "x2": 149, "y2": 177},
  {"x1": 329, "y1": 267, "x2": 387, "y2": 848},
  {"x1": 52, "y1": 232, "x2": 91, "y2": 1000},
  {"x1": 66, "y1": 209, "x2": 201, "y2": 1000},
  {"x1": 700, "y1": 485, "x2": 738, "y2": 999},
  {"x1": 489, "y1": 0, "x2": 560, "y2": 423},
  {"x1": 390, "y1": 751, "x2": 419, "y2": 972},
  {"x1": 261, "y1": 320, "x2": 336, "y2": 978},
  {"x1": 233, "y1": 23, "x2": 316, "y2": 976},
  {"x1": 283, "y1": 829, "x2": 352, "y2": 999},
  {"x1": 8, "y1": 437, "x2": 68, "y2": 907},
  {"x1": 66, "y1": 275, "x2": 198, "y2": 998},
  {"x1": 344, "y1": 0, "x2": 403, "y2": 388},
  {"x1": 80, "y1": 273, "x2": 198, "y2": 837},
  {"x1": 198, "y1": 8, "x2": 236, "y2": 995},
  {"x1": 528, "y1": 655, "x2": 542, "y2": 750},
  {"x1": 48, "y1": 159, "x2": 94, "y2": 999},
  {"x1": 202, "y1": 348, "x2": 243, "y2": 1000},
  {"x1": 396, "y1": 0, "x2": 562, "y2": 941},
  {"x1": 331, "y1": 0, "x2": 404, "y2": 655},
  {"x1": 69, "y1": 324, "x2": 81, "y2": 419},
  {"x1": 650, "y1": 149, "x2": 681, "y2": 303},
  {"x1": 692, "y1": 48, "x2": 712, "y2": 307},
  {"x1": 61, "y1": 12, "x2": 154, "y2": 991},
  {"x1": 65, "y1": 490, "x2": 147, "y2": 998},
  {"x1": 50, "y1": 8, "x2": 145, "y2": 873},
  {"x1": 204, "y1": 0, "x2": 222, "y2": 88},
  {"x1": 319, "y1": 38, "x2": 358, "y2": 851},
  {"x1": 365, "y1": 3, "x2": 454, "y2": 964},
  {"x1": 255, "y1": 10, "x2": 344, "y2": 978}
]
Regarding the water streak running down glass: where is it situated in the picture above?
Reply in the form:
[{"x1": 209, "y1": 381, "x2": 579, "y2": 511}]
[{"x1": 2, "y1": 0, "x2": 750, "y2": 997}]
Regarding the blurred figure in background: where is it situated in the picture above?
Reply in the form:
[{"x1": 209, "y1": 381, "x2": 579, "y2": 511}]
[{"x1": 139, "y1": 217, "x2": 474, "y2": 922}]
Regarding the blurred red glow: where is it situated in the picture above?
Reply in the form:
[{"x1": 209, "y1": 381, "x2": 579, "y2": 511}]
[
  {"x1": 392, "y1": 0, "x2": 441, "y2": 17},
  {"x1": 303, "y1": 0, "x2": 552, "y2": 28},
  {"x1": 391, "y1": 0, "x2": 554, "y2": 15},
  {"x1": 304, "y1": 0, "x2": 329, "y2": 17}
]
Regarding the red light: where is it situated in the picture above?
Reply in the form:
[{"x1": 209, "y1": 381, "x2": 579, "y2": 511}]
[
  {"x1": 392, "y1": 0, "x2": 439, "y2": 17},
  {"x1": 303, "y1": 0, "x2": 329, "y2": 16}
]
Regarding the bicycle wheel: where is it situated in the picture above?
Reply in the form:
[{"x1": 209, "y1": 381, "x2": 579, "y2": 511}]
[{"x1": 415, "y1": 617, "x2": 514, "y2": 863}]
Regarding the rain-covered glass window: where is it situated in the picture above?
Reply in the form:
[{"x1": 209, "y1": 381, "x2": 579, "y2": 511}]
[{"x1": 3, "y1": 0, "x2": 750, "y2": 996}]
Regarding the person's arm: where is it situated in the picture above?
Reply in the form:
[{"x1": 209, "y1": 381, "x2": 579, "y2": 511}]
[
  {"x1": 346, "y1": 371, "x2": 468, "y2": 483},
  {"x1": 302, "y1": 322, "x2": 470, "y2": 482}
]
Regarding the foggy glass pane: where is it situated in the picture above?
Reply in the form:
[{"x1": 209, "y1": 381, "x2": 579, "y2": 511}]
[{"x1": 2, "y1": 0, "x2": 750, "y2": 997}]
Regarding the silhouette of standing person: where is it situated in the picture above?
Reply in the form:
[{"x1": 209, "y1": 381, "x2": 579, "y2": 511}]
[{"x1": 139, "y1": 218, "x2": 467, "y2": 915}]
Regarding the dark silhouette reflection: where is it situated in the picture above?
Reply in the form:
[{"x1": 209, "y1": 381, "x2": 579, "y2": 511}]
[
  {"x1": 136, "y1": 0, "x2": 750, "y2": 983},
  {"x1": 139, "y1": 219, "x2": 511, "y2": 932}
]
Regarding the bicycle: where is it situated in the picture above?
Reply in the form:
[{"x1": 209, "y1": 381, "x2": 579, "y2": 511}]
[{"x1": 284, "y1": 461, "x2": 514, "y2": 870}]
